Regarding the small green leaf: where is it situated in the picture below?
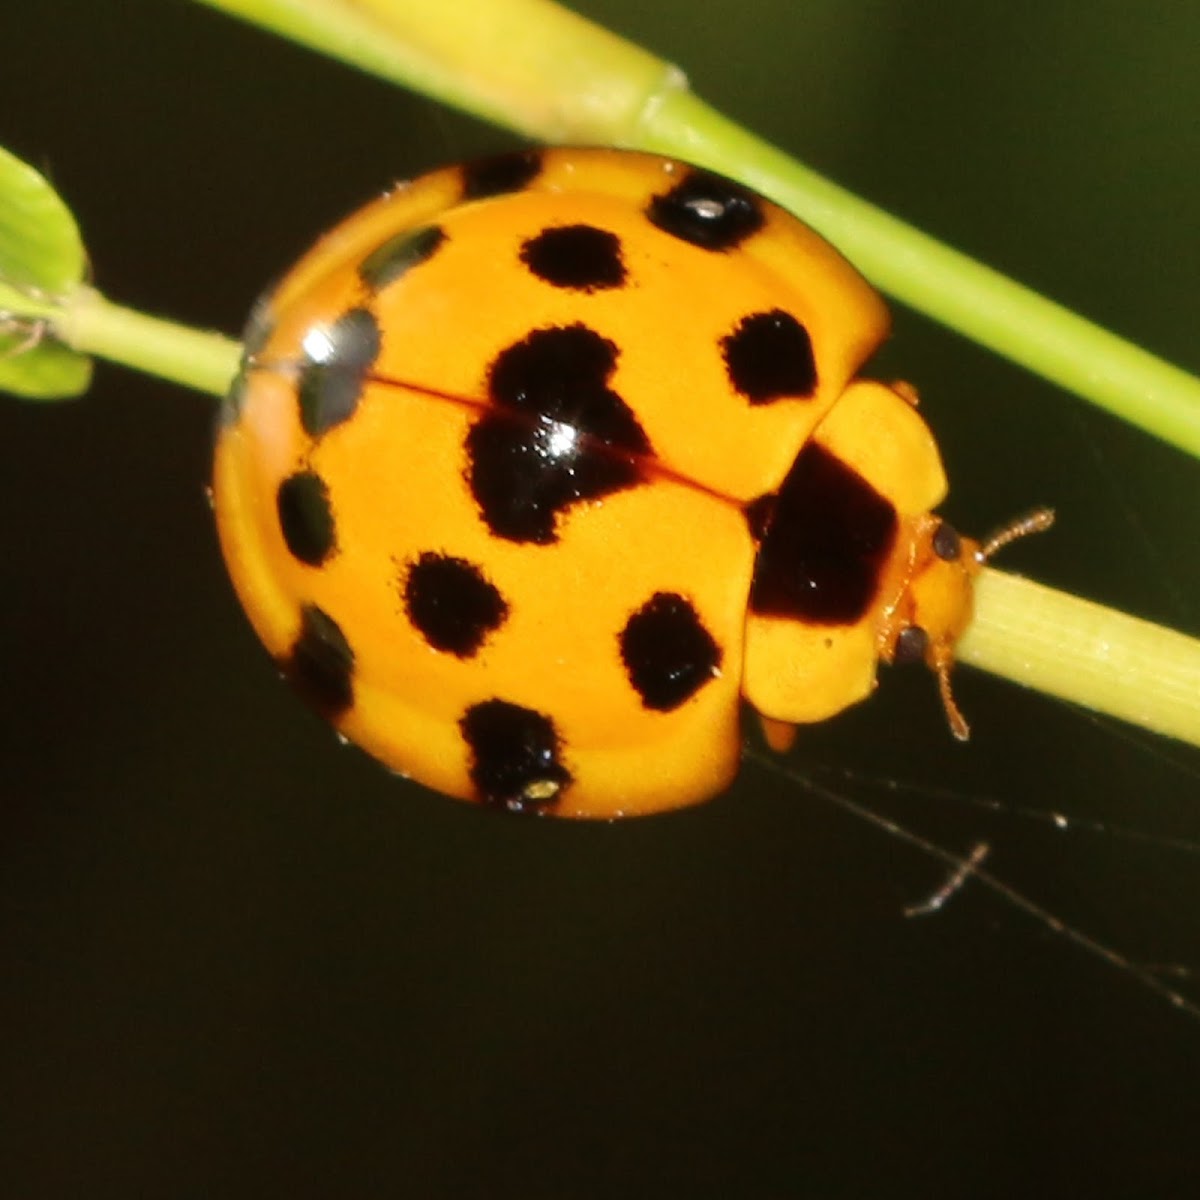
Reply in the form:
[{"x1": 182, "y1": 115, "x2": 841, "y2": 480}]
[
  {"x1": 0, "y1": 329, "x2": 92, "y2": 399},
  {"x1": 0, "y1": 155, "x2": 93, "y2": 401},
  {"x1": 0, "y1": 146, "x2": 85, "y2": 293}
]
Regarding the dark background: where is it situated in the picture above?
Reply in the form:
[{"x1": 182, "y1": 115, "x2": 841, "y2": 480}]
[{"x1": 4, "y1": 1, "x2": 1200, "y2": 1195}]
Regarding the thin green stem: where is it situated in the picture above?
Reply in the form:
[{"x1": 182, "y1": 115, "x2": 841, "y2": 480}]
[
  {"x1": 55, "y1": 286, "x2": 241, "y2": 398},
  {"x1": 959, "y1": 570, "x2": 1200, "y2": 746}
]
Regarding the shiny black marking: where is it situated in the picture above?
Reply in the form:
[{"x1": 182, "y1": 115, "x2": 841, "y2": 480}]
[
  {"x1": 277, "y1": 470, "x2": 337, "y2": 566},
  {"x1": 469, "y1": 324, "x2": 649, "y2": 543},
  {"x1": 283, "y1": 604, "x2": 354, "y2": 717},
  {"x1": 465, "y1": 409, "x2": 642, "y2": 545},
  {"x1": 461, "y1": 150, "x2": 544, "y2": 201},
  {"x1": 619, "y1": 592, "x2": 721, "y2": 712},
  {"x1": 358, "y1": 224, "x2": 447, "y2": 291},
  {"x1": 297, "y1": 307, "x2": 382, "y2": 437},
  {"x1": 647, "y1": 168, "x2": 765, "y2": 251},
  {"x1": 893, "y1": 625, "x2": 929, "y2": 665},
  {"x1": 722, "y1": 309, "x2": 817, "y2": 403},
  {"x1": 749, "y1": 442, "x2": 897, "y2": 625},
  {"x1": 519, "y1": 224, "x2": 627, "y2": 292},
  {"x1": 403, "y1": 552, "x2": 509, "y2": 658},
  {"x1": 460, "y1": 699, "x2": 571, "y2": 813},
  {"x1": 932, "y1": 521, "x2": 962, "y2": 562},
  {"x1": 488, "y1": 325, "x2": 649, "y2": 453}
]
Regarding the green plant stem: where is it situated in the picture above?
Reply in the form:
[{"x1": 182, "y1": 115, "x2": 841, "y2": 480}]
[
  {"x1": 191, "y1": 0, "x2": 675, "y2": 141},
  {"x1": 960, "y1": 570, "x2": 1200, "y2": 745},
  {"x1": 54, "y1": 286, "x2": 240, "y2": 398},
  {"x1": 191, "y1": 0, "x2": 1200, "y2": 459}
]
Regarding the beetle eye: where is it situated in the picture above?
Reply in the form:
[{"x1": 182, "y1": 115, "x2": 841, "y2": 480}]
[
  {"x1": 893, "y1": 625, "x2": 929, "y2": 664},
  {"x1": 931, "y1": 521, "x2": 962, "y2": 562}
]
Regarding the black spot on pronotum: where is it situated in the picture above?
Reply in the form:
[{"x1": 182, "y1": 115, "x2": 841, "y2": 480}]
[
  {"x1": 461, "y1": 150, "x2": 544, "y2": 201},
  {"x1": 647, "y1": 168, "x2": 766, "y2": 251},
  {"x1": 297, "y1": 307, "x2": 382, "y2": 437},
  {"x1": 403, "y1": 552, "x2": 509, "y2": 657},
  {"x1": 893, "y1": 625, "x2": 929, "y2": 665},
  {"x1": 722, "y1": 309, "x2": 817, "y2": 403},
  {"x1": 932, "y1": 521, "x2": 962, "y2": 562},
  {"x1": 459, "y1": 699, "x2": 571, "y2": 812},
  {"x1": 750, "y1": 442, "x2": 897, "y2": 625},
  {"x1": 283, "y1": 604, "x2": 355, "y2": 717},
  {"x1": 519, "y1": 224, "x2": 627, "y2": 292},
  {"x1": 619, "y1": 592, "x2": 722, "y2": 712},
  {"x1": 277, "y1": 470, "x2": 338, "y2": 566},
  {"x1": 358, "y1": 224, "x2": 447, "y2": 291}
]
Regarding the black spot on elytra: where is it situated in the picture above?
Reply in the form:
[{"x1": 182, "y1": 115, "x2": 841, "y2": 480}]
[
  {"x1": 403, "y1": 552, "x2": 509, "y2": 657},
  {"x1": 277, "y1": 470, "x2": 337, "y2": 566},
  {"x1": 647, "y1": 169, "x2": 765, "y2": 251},
  {"x1": 620, "y1": 592, "x2": 722, "y2": 712},
  {"x1": 461, "y1": 150, "x2": 544, "y2": 201},
  {"x1": 297, "y1": 307, "x2": 382, "y2": 437},
  {"x1": 459, "y1": 699, "x2": 571, "y2": 813},
  {"x1": 282, "y1": 604, "x2": 354, "y2": 717},
  {"x1": 519, "y1": 224, "x2": 627, "y2": 292},
  {"x1": 468, "y1": 324, "x2": 649, "y2": 543},
  {"x1": 749, "y1": 442, "x2": 897, "y2": 625},
  {"x1": 488, "y1": 325, "x2": 649, "y2": 452},
  {"x1": 465, "y1": 410, "x2": 642, "y2": 544},
  {"x1": 358, "y1": 224, "x2": 447, "y2": 291},
  {"x1": 722, "y1": 309, "x2": 817, "y2": 403}
]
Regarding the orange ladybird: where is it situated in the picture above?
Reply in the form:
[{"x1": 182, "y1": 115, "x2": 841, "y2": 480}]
[{"x1": 213, "y1": 147, "x2": 1044, "y2": 819}]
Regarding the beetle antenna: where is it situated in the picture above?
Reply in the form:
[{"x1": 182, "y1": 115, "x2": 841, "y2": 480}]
[
  {"x1": 935, "y1": 651, "x2": 971, "y2": 741},
  {"x1": 978, "y1": 507, "x2": 1055, "y2": 562}
]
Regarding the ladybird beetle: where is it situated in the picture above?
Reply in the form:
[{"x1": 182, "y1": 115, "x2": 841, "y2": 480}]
[{"x1": 213, "y1": 147, "x2": 1048, "y2": 819}]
